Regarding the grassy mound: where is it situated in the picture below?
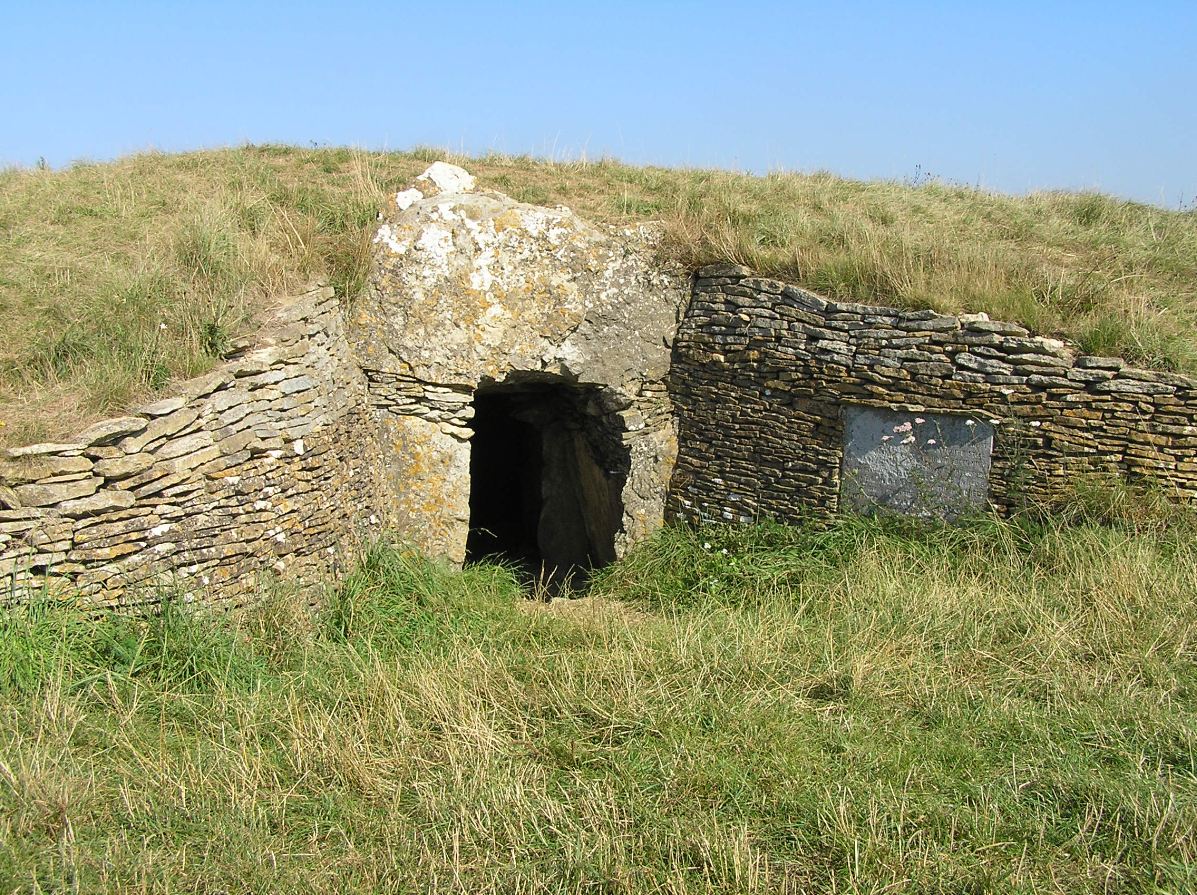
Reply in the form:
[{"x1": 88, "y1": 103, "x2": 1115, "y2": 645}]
[
  {"x1": 2, "y1": 145, "x2": 1196, "y2": 447},
  {"x1": 3, "y1": 511, "x2": 1195, "y2": 892}
]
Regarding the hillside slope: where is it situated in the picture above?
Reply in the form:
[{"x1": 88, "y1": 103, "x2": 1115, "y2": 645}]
[{"x1": 2, "y1": 144, "x2": 1194, "y2": 447}]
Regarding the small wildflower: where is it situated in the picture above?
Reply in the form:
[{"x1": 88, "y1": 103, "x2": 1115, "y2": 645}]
[
  {"x1": 159, "y1": 322, "x2": 167, "y2": 330},
  {"x1": 900, "y1": 435, "x2": 916, "y2": 445},
  {"x1": 927, "y1": 439, "x2": 937, "y2": 445},
  {"x1": 965, "y1": 419, "x2": 976, "y2": 427},
  {"x1": 881, "y1": 435, "x2": 891, "y2": 441},
  {"x1": 703, "y1": 542, "x2": 712, "y2": 550},
  {"x1": 720, "y1": 548, "x2": 728, "y2": 555},
  {"x1": 915, "y1": 417, "x2": 925, "y2": 424}
]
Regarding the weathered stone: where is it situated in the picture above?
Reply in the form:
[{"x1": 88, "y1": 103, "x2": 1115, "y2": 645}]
[
  {"x1": 1075, "y1": 356, "x2": 1124, "y2": 370},
  {"x1": 136, "y1": 396, "x2": 189, "y2": 416},
  {"x1": 209, "y1": 388, "x2": 253, "y2": 413},
  {"x1": 121, "y1": 407, "x2": 201, "y2": 453},
  {"x1": 154, "y1": 431, "x2": 215, "y2": 461},
  {"x1": 94, "y1": 454, "x2": 157, "y2": 480},
  {"x1": 58, "y1": 490, "x2": 137, "y2": 518},
  {"x1": 3, "y1": 442, "x2": 86, "y2": 459},
  {"x1": 0, "y1": 454, "x2": 93, "y2": 485},
  {"x1": 1006, "y1": 353, "x2": 1072, "y2": 368},
  {"x1": 964, "y1": 320, "x2": 1029, "y2": 336},
  {"x1": 278, "y1": 375, "x2": 315, "y2": 396},
  {"x1": 232, "y1": 347, "x2": 285, "y2": 377},
  {"x1": 179, "y1": 370, "x2": 234, "y2": 400},
  {"x1": 169, "y1": 444, "x2": 222, "y2": 473},
  {"x1": 954, "y1": 353, "x2": 1013, "y2": 376},
  {"x1": 1096, "y1": 378, "x2": 1175, "y2": 396},
  {"x1": 14, "y1": 477, "x2": 102, "y2": 507},
  {"x1": 76, "y1": 416, "x2": 147, "y2": 446},
  {"x1": 897, "y1": 315, "x2": 959, "y2": 333}
]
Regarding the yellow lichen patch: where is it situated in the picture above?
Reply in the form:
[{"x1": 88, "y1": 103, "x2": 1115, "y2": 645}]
[{"x1": 492, "y1": 208, "x2": 524, "y2": 233}]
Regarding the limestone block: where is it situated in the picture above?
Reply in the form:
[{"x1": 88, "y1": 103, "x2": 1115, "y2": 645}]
[
  {"x1": 15, "y1": 477, "x2": 102, "y2": 507},
  {"x1": 4, "y1": 442, "x2": 86, "y2": 458},
  {"x1": 0, "y1": 454, "x2": 93, "y2": 485},
  {"x1": 136, "y1": 396, "x2": 189, "y2": 416},
  {"x1": 169, "y1": 444, "x2": 223, "y2": 473},
  {"x1": 94, "y1": 454, "x2": 157, "y2": 480},
  {"x1": 155, "y1": 431, "x2": 215, "y2": 461},
  {"x1": 76, "y1": 416, "x2": 148, "y2": 446},
  {"x1": 179, "y1": 370, "x2": 234, "y2": 400},
  {"x1": 360, "y1": 166, "x2": 687, "y2": 391},
  {"x1": 1097, "y1": 379, "x2": 1175, "y2": 396},
  {"x1": 59, "y1": 490, "x2": 137, "y2": 518},
  {"x1": 122, "y1": 407, "x2": 201, "y2": 452}
]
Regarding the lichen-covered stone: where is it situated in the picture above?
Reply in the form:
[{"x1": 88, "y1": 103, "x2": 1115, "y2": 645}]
[
  {"x1": 94, "y1": 454, "x2": 157, "y2": 480},
  {"x1": 360, "y1": 164, "x2": 686, "y2": 390},
  {"x1": 15, "y1": 477, "x2": 102, "y2": 507},
  {"x1": 0, "y1": 454, "x2": 93, "y2": 485},
  {"x1": 59, "y1": 490, "x2": 137, "y2": 518},
  {"x1": 76, "y1": 416, "x2": 147, "y2": 446},
  {"x1": 354, "y1": 164, "x2": 688, "y2": 562}
]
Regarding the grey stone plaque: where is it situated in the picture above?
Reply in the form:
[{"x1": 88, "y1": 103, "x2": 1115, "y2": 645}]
[{"x1": 840, "y1": 406, "x2": 993, "y2": 520}]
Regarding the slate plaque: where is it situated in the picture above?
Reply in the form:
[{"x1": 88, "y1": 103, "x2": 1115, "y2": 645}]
[{"x1": 840, "y1": 406, "x2": 994, "y2": 520}]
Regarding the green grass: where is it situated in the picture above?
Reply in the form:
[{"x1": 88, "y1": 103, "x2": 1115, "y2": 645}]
[
  {"x1": 2, "y1": 144, "x2": 1196, "y2": 447},
  {"x1": 3, "y1": 509, "x2": 1195, "y2": 893}
]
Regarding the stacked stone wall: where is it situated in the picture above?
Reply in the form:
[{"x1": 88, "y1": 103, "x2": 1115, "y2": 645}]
[
  {"x1": 11, "y1": 173, "x2": 1197, "y2": 613},
  {"x1": 668, "y1": 264, "x2": 1197, "y2": 525},
  {"x1": 1, "y1": 286, "x2": 385, "y2": 611}
]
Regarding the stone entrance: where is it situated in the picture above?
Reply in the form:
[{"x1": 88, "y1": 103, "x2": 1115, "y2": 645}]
[
  {"x1": 465, "y1": 379, "x2": 628, "y2": 587},
  {"x1": 354, "y1": 162, "x2": 688, "y2": 570}
]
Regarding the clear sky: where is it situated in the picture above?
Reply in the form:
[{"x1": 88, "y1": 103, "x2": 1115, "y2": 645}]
[{"x1": 2, "y1": 1, "x2": 1194, "y2": 206}]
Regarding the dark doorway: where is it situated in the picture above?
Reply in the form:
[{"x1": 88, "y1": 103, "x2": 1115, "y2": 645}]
[{"x1": 465, "y1": 382, "x2": 627, "y2": 591}]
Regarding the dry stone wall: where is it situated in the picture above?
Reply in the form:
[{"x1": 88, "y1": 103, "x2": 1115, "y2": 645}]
[
  {"x1": 8, "y1": 166, "x2": 1197, "y2": 612},
  {"x1": 1, "y1": 286, "x2": 386, "y2": 610},
  {"x1": 668, "y1": 264, "x2": 1197, "y2": 525}
]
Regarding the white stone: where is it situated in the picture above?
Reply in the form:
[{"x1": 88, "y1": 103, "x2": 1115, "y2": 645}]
[
  {"x1": 395, "y1": 188, "x2": 424, "y2": 211},
  {"x1": 416, "y1": 162, "x2": 476, "y2": 194}
]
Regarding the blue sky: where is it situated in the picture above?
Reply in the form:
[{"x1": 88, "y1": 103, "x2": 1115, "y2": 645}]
[{"x1": 2, "y1": 1, "x2": 1194, "y2": 206}]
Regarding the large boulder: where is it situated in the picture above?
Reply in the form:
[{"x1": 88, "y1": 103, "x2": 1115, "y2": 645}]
[{"x1": 353, "y1": 162, "x2": 686, "y2": 390}]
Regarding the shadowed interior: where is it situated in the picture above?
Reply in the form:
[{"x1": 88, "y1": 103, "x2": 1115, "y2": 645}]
[{"x1": 465, "y1": 382, "x2": 627, "y2": 590}]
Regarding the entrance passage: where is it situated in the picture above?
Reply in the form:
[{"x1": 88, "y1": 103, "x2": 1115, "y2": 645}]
[{"x1": 465, "y1": 382, "x2": 627, "y2": 590}]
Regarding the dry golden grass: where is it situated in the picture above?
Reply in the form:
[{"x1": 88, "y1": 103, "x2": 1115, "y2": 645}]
[{"x1": 2, "y1": 144, "x2": 1195, "y2": 447}]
